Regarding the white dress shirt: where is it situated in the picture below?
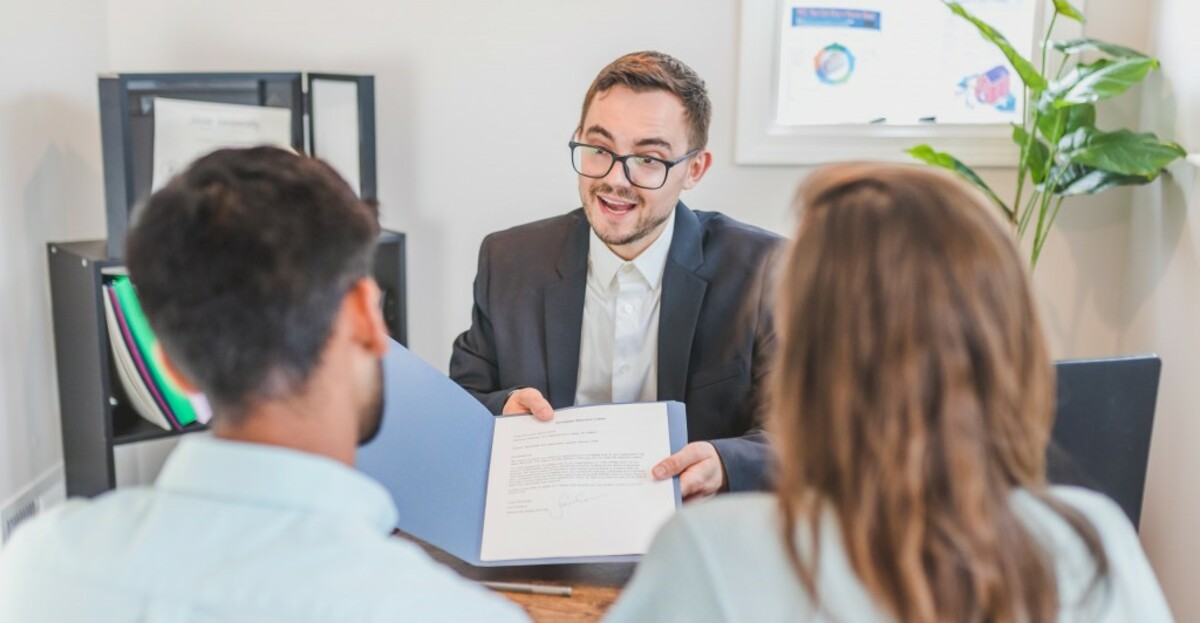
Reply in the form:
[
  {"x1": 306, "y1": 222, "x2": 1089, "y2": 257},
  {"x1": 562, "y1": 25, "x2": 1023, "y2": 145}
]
[
  {"x1": 607, "y1": 487, "x2": 1174, "y2": 623},
  {"x1": 575, "y1": 210, "x2": 676, "y2": 405},
  {"x1": 0, "y1": 436, "x2": 527, "y2": 623}
]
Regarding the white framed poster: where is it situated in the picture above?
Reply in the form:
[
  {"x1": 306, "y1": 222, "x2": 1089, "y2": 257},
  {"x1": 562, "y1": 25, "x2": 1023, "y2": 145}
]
[{"x1": 736, "y1": 0, "x2": 1081, "y2": 166}]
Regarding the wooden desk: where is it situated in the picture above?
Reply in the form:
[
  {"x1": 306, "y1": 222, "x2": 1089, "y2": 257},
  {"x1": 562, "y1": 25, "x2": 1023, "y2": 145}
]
[{"x1": 398, "y1": 532, "x2": 634, "y2": 622}]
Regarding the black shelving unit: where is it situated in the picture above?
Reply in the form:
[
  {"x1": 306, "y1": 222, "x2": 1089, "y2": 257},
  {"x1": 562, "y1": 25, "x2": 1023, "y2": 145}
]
[{"x1": 48, "y1": 232, "x2": 406, "y2": 497}]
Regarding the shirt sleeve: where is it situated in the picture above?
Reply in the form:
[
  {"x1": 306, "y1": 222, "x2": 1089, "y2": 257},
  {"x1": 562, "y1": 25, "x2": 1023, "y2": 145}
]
[{"x1": 604, "y1": 511, "x2": 730, "y2": 623}]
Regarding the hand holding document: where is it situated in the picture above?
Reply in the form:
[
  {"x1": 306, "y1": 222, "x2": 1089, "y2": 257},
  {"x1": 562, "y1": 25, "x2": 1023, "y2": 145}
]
[
  {"x1": 357, "y1": 341, "x2": 688, "y2": 566},
  {"x1": 481, "y1": 403, "x2": 677, "y2": 561}
]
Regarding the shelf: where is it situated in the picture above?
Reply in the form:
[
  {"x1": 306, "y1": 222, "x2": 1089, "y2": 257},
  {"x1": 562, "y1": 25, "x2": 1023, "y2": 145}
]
[
  {"x1": 49, "y1": 235, "x2": 405, "y2": 497},
  {"x1": 113, "y1": 418, "x2": 208, "y2": 446}
]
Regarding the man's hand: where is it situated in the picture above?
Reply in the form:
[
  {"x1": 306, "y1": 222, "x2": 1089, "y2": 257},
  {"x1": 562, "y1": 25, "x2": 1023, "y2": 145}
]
[
  {"x1": 502, "y1": 388, "x2": 555, "y2": 421},
  {"x1": 652, "y1": 441, "x2": 727, "y2": 503}
]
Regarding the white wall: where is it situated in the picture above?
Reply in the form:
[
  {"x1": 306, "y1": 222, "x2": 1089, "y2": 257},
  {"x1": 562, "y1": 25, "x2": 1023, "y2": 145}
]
[
  {"x1": 101, "y1": 0, "x2": 808, "y2": 371},
  {"x1": 100, "y1": 0, "x2": 1131, "y2": 366},
  {"x1": 1123, "y1": 0, "x2": 1200, "y2": 616},
  {"x1": 0, "y1": 1, "x2": 108, "y2": 510},
  {"x1": 1, "y1": 0, "x2": 1194, "y2": 617}
]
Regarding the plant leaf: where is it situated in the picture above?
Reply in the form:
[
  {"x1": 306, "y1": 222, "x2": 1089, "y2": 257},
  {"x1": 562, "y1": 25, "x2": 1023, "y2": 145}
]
[
  {"x1": 1051, "y1": 0, "x2": 1086, "y2": 23},
  {"x1": 1046, "y1": 164, "x2": 1156, "y2": 196},
  {"x1": 1059, "y1": 127, "x2": 1187, "y2": 176},
  {"x1": 1013, "y1": 125, "x2": 1050, "y2": 183},
  {"x1": 1036, "y1": 103, "x2": 1096, "y2": 143},
  {"x1": 906, "y1": 145, "x2": 1012, "y2": 218},
  {"x1": 1053, "y1": 38, "x2": 1148, "y2": 59},
  {"x1": 944, "y1": 2, "x2": 1047, "y2": 90},
  {"x1": 1049, "y1": 57, "x2": 1159, "y2": 107}
]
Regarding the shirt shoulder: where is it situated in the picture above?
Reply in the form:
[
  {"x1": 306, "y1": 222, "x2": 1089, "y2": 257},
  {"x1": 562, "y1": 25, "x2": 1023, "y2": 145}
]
[
  {"x1": 326, "y1": 538, "x2": 530, "y2": 622},
  {"x1": 608, "y1": 494, "x2": 812, "y2": 623},
  {"x1": 1017, "y1": 486, "x2": 1174, "y2": 622}
]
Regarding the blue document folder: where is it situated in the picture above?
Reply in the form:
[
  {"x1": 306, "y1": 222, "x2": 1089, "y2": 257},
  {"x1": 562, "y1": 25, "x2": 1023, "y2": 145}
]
[{"x1": 357, "y1": 339, "x2": 688, "y2": 566}]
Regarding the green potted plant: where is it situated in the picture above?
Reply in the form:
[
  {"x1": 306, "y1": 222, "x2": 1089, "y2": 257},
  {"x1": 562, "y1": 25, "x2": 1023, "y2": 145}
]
[{"x1": 909, "y1": 0, "x2": 1186, "y2": 268}]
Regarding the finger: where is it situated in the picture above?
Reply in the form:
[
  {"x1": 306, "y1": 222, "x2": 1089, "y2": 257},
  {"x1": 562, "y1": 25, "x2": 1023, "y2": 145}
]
[
  {"x1": 521, "y1": 389, "x2": 555, "y2": 422},
  {"x1": 681, "y1": 461, "x2": 724, "y2": 503},
  {"x1": 652, "y1": 442, "x2": 708, "y2": 480},
  {"x1": 679, "y1": 466, "x2": 702, "y2": 499},
  {"x1": 501, "y1": 391, "x2": 530, "y2": 415}
]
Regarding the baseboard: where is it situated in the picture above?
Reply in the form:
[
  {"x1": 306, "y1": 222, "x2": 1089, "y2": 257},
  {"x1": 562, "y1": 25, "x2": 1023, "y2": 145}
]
[{"x1": 0, "y1": 463, "x2": 66, "y2": 551}]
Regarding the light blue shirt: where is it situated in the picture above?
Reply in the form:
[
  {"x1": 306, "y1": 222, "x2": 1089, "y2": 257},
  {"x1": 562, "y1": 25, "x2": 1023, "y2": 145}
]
[
  {"x1": 606, "y1": 487, "x2": 1173, "y2": 623},
  {"x1": 0, "y1": 436, "x2": 528, "y2": 622}
]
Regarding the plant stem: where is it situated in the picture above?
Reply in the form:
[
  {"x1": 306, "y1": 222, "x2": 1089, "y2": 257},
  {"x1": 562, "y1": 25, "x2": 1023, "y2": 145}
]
[
  {"x1": 1032, "y1": 195, "x2": 1066, "y2": 266},
  {"x1": 1018, "y1": 189, "x2": 1040, "y2": 238},
  {"x1": 1031, "y1": 166, "x2": 1069, "y2": 267},
  {"x1": 1040, "y1": 13, "x2": 1058, "y2": 77},
  {"x1": 1016, "y1": 11, "x2": 1058, "y2": 239}
]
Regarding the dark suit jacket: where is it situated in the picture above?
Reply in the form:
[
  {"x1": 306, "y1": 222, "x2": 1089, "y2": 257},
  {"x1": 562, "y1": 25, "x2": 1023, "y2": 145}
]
[{"x1": 449, "y1": 202, "x2": 783, "y2": 491}]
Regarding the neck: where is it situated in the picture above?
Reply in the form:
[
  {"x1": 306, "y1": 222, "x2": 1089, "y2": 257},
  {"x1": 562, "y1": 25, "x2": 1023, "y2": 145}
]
[{"x1": 211, "y1": 373, "x2": 359, "y2": 467}]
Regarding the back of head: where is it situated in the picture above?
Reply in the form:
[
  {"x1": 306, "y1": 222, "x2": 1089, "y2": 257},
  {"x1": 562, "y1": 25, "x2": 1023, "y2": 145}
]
[
  {"x1": 125, "y1": 147, "x2": 379, "y2": 422},
  {"x1": 769, "y1": 163, "x2": 1106, "y2": 622},
  {"x1": 580, "y1": 50, "x2": 712, "y2": 151}
]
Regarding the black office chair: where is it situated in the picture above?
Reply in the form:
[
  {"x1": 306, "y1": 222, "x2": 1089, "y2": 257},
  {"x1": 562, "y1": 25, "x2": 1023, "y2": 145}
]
[{"x1": 1047, "y1": 355, "x2": 1161, "y2": 531}]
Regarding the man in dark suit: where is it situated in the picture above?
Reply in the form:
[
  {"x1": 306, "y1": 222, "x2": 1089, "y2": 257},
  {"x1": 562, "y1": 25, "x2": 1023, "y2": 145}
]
[{"x1": 450, "y1": 51, "x2": 782, "y2": 500}]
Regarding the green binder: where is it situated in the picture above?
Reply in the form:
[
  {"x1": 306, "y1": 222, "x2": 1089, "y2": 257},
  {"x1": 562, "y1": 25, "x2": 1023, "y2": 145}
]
[{"x1": 110, "y1": 276, "x2": 198, "y2": 426}]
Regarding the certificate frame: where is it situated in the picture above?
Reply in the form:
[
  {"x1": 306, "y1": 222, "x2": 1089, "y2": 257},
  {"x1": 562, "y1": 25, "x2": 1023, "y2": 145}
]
[{"x1": 734, "y1": 0, "x2": 1080, "y2": 166}]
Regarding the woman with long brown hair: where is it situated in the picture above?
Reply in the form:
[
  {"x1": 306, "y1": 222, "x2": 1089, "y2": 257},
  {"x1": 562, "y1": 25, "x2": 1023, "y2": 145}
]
[{"x1": 607, "y1": 163, "x2": 1171, "y2": 622}]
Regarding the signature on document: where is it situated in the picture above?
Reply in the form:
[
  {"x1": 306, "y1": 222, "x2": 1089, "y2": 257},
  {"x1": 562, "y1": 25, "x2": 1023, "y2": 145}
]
[{"x1": 548, "y1": 491, "x2": 610, "y2": 518}]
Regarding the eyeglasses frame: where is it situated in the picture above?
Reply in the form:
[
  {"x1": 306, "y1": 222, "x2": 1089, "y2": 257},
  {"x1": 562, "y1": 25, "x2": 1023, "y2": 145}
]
[{"x1": 568, "y1": 139, "x2": 701, "y2": 190}]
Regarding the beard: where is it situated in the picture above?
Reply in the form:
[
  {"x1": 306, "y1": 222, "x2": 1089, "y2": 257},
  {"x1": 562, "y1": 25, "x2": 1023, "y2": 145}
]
[
  {"x1": 356, "y1": 361, "x2": 385, "y2": 447},
  {"x1": 585, "y1": 183, "x2": 672, "y2": 248}
]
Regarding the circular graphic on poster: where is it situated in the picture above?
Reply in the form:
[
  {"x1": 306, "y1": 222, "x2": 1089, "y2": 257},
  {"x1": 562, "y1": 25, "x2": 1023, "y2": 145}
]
[{"x1": 814, "y1": 43, "x2": 855, "y2": 85}]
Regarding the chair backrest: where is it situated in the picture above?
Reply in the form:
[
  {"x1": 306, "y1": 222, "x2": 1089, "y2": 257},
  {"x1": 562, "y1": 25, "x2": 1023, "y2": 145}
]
[{"x1": 1047, "y1": 355, "x2": 1161, "y2": 530}]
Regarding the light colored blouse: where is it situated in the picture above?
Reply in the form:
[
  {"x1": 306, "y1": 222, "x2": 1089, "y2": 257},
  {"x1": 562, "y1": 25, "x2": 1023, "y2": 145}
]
[{"x1": 607, "y1": 486, "x2": 1172, "y2": 623}]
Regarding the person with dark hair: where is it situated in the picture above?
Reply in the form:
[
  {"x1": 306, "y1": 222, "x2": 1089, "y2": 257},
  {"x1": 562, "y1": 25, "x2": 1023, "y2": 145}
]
[
  {"x1": 605, "y1": 163, "x2": 1172, "y2": 622},
  {"x1": 450, "y1": 51, "x2": 783, "y2": 500},
  {"x1": 0, "y1": 147, "x2": 527, "y2": 622}
]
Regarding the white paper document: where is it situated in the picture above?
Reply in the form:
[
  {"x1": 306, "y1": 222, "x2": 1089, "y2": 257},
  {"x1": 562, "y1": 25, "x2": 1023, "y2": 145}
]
[
  {"x1": 480, "y1": 403, "x2": 677, "y2": 561},
  {"x1": 152, "y1": 98, "x2": 293, "y2": 191}
]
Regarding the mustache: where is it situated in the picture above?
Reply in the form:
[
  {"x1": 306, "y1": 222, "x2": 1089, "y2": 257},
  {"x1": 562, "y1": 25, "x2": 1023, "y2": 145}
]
[{"x1": 588, "y1": 183, "x2": 642, "y2": 206}]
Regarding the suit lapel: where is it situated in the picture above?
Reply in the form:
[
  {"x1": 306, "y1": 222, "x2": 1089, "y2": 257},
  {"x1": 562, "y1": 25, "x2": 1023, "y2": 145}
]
[
  {"x1": 658, "y1": 203, "x2": 707, "y2": 401},
  {"x1": 543, "y1": 213, "x2": 589, "y2": 408}
]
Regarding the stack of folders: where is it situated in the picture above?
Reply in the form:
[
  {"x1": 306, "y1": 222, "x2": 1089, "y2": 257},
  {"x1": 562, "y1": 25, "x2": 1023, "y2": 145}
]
[{"x1": 102, "y1": 275, "x2": 212, "y2": 431}]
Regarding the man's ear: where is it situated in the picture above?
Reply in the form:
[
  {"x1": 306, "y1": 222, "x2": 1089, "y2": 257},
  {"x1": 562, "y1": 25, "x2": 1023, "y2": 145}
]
[
  {"x1": 154, "y1": 343, "x2": 201, "y2": 394},
  {"x1": 681, "y1": 150, "x2": 713, "y2": 190},
  {"x1": 344, "y1": 277, "x2": 389, "y2": 356}
]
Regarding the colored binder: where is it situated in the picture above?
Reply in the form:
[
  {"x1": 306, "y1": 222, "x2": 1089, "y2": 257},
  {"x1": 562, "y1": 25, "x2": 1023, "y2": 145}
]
[
  {"x1": 102, "y1": 285, "x2": 173, "y2": 430},
  {"x1": 109, "y1": 276, "x2": 197, "y2": 426}
]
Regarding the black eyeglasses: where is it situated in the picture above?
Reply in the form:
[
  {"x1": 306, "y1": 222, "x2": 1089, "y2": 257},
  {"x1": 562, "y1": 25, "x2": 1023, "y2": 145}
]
[{"x1": 568, "y1": 140, "x2": 700, "y2": 190}]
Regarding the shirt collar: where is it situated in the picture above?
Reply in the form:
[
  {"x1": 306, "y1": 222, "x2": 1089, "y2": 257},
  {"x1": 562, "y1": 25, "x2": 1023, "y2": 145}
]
[
  {"x1": 156, "y1": 435, "x2": 398, "y2": 533},
  {"x1": 587, "y1": 208, "x2": 676, "y2": 289}
]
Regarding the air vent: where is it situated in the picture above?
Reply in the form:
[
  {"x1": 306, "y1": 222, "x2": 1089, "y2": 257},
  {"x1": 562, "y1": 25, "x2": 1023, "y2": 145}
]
[{"x1": 0, "y1": 464, "x2": 66, "y2": 550}]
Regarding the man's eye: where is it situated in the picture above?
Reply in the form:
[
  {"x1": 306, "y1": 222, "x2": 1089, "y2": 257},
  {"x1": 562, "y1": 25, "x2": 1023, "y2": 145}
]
[
  {"x1": 588, "y1": 147, "x2": 607, "y2": 156},
  {"x1": 636, "y1": 157, "x2": 656, "y2": 165}
]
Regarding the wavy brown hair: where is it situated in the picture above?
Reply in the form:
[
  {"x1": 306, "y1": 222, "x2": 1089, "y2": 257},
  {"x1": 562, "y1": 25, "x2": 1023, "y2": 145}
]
[{"x1": 770, "y1": 163, "x2": 1109, "y2": 622}]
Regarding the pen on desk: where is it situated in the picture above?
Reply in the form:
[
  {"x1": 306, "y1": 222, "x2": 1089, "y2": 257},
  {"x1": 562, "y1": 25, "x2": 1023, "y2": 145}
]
[{"x1": 480, "y1": 581, "x2": 574, "y2": 597}]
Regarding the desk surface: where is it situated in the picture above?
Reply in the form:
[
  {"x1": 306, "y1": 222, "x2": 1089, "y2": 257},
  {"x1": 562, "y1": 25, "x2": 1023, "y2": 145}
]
[{"x1": 398, "y1": 532, "x2": 634, "y2": 622}]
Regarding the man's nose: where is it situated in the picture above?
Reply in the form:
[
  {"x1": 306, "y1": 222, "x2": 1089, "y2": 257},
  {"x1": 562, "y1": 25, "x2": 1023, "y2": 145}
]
[{"x1": 603, "y1": 158, "x2": 633, "y2": 189}]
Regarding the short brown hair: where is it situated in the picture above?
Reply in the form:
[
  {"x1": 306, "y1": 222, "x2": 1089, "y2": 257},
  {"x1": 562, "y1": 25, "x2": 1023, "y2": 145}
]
[
  {"x1": 126, "y1": 147, "x2": 379, "y2": 422},
  {"x1": 579, "y1": 51, "x2": 711, "y2": 151}
]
